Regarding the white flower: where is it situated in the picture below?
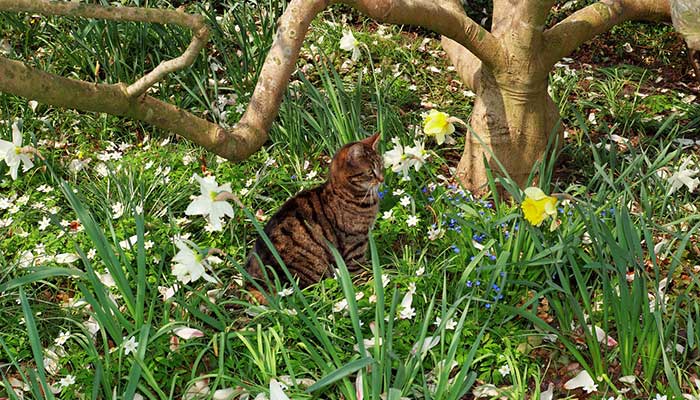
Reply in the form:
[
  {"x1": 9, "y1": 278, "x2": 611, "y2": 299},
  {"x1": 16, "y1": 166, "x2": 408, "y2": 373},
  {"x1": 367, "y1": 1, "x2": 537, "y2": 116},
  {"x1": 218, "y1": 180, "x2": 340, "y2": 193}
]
[
  {"x1": 305, "y1": 170, "x2": 318, "y2": 180},
  {"x1": 498, "y1": 364, "x2": 511, "y2": 377},
  {"x1": 399, "y1": 195, "x2": 411, "y2": 207},
  {"x1": 415, "y1": 266, "x2": 425, "y2": 276},
  {"x1": 392, "y1": 188, "x2": 405, "y2": 196},
  {"x1": 123, "y1": 336, "x2": 138, "y2": 355},
  {"x1": 406, "y1": 214, "x2": 419, "y2": 227},
  {"x1": 87, "y1": 248, "x2": 97, "y2": 259},
  {"x1": 59, "y1": 374, "x2": 75, "y2": 388},
  {"x1": 144, "y1": 240, "x2": 154, "y2": 250},
  {"x1": 38, "y1": 216, "x2": 51, "y2": 230},
  {"x1": 435, "y1": 316, "x2": 457, "y2": 330},
  {"x1": 383, "y1": 138, "x2": 409, "y2": 175},
  {"x1": 382, "y1": 209, "x2": 395, "y2": 221},
  {"x1": 54, "y1": 331, "x2": 71, "y2": 346},
  {"x1": 182, "y1": 154, "x2": 195, "y2": 165},
  {"x1": 427, "y1": 225, "x2": 443, "y2": 241},
  {"x1": 339, "y1": 30, "x2": 361, "y2": 61},
  {"x1": 398, "y1": 291, "x2": 416, "y2": 319},
  {"x1": 278, "y1": 287, "x2": 294, "y2": 297},
  {"x1": 564, "y1": 370, "x2": 597, "y2": 393},
  {"x1": 667, "y1": 158, "x2": 699, "y2": 194},
  {"x1": 111, "y1": 202, "x2": 124, "y2": 219},
  {"x1": 185, "y1": 174, "x2": 235, "y2": 231},
  {"x1": 36, "y1": 184, "x2": 53, "y2": 193},
  {"x1": 171, "y1": 239, "x2": 217, "y2": 284},
  {"x1": 333, "y1": 298, "x2": 348, "y2": 313},
  {"x1": 404, "y1": 140, "x2": 429, "y2": 171},
  {"x1": 0, "y1": 122, "x2": 34, "y2": 180},
  {"x1": 655, "y1": 394, "x2": 667, "y2": 400}
]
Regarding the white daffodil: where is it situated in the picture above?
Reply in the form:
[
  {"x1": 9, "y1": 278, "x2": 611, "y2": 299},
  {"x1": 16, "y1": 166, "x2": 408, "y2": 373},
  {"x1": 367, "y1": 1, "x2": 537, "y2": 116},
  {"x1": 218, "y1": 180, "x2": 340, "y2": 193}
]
[
  {"x1": 667, "y1": 158, "x2": 699, "y2": 194},
  {"x1": 404, "y1": 140, "x2": 429, "y2": 172},
  {"x1": 383, "y1": 137, "x2": 410, "y2": 175},
  {"x1": 185, "y1": 174, "x2": 234, "y2": 231},
  {"x1": 398, "y1": 291, "x2": 416, "y2": 320},
  {"x1": 339, "y1": 30, "x2": 361, "y2": 61},
  {"x1": 0, "y1": 122, "x2": 34, "y2": 180},
  {"x1": 171, "y1": 239, "x2": 217, "y2": 284}
]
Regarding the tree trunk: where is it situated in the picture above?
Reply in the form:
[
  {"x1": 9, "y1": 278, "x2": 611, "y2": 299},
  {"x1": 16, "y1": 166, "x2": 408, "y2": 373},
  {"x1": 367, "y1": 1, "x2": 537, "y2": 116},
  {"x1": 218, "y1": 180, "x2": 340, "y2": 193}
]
[{"x1": 456, "y1": 67, "x2": 561, "y2": 191}]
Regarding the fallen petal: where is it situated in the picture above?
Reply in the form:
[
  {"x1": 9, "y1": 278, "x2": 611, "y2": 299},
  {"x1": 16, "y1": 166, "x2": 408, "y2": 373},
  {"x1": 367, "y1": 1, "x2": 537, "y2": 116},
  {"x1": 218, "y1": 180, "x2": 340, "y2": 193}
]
[
  {"x1": 174, "y1": 327, "x2": 205, "y2": 340},
  {"x1": 564, "y1": 369, "x2": 595, "y2": 390}
]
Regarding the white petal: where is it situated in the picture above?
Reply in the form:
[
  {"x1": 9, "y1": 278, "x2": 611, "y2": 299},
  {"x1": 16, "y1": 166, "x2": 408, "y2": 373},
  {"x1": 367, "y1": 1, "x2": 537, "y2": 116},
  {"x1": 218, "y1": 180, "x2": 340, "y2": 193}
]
[
  {"x1": 174, "y1": 327, "x2": 205, "y2": 340},
  {"x1": 540, "y1": 383, "x2": 554, "y2": 400},
  {"x1": 11, "y1": 122, "x2": 22, "y2": 146},
  {"x1": 564, "y1": 369, "x2": 595, "y2": 390},
  {"x1": 0, "y1": 139, "x2": 13, "y2": 156},
  {"x1": 19, "y1": 154, "x2": 34, "y2": 172},
  {"x1": 270, "y1": 379, "x2": 290, "y2": 400},
  {"x1": 55, "y1": 253, "x2": 80, "y2": 264},
  {"x1": 212, "y1": 388, "x2": 236, "y2": 400},
  {"x1": 185, "y1": 196, "x2": 212, "y2": 216},
  {"x1": 524, "y1": 187, "x2": 547, "y2": 200}
]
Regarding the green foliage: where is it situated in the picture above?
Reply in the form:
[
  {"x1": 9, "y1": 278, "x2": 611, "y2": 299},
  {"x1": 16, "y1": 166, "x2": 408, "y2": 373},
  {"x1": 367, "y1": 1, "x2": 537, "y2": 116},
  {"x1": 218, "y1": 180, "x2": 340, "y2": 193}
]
[{"x1": 1, "y1": 0, "x2": 700, "y2": 399}]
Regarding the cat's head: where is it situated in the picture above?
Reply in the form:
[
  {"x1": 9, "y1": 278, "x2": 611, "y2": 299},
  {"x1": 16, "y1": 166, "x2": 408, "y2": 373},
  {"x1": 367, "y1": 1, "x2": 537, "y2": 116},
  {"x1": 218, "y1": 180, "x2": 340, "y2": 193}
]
[{"x1": 330, "y1": 133, "x2": 384, "y2": 194}]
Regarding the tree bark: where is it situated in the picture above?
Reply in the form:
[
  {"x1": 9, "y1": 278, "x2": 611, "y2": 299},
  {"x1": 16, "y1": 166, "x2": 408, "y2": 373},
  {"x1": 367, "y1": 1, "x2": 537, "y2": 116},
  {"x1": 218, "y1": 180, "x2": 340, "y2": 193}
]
[{"x1": 458, "y1": 68, "x2": 560, "y2": 191}]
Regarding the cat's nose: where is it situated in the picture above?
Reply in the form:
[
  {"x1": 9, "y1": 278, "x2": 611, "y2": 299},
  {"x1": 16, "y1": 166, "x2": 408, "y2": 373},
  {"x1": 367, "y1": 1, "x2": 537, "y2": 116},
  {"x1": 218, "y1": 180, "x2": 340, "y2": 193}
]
[{"x1": 377, "y1": 174, "x2": 384, "y2": 183}]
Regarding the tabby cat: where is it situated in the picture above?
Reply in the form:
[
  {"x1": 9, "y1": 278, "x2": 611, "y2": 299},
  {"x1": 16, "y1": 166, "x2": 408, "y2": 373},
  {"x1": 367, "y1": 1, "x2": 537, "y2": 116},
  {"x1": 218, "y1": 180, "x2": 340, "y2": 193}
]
[{"x1": 246, "y1": 133, "x2": 383, "y2": 289}]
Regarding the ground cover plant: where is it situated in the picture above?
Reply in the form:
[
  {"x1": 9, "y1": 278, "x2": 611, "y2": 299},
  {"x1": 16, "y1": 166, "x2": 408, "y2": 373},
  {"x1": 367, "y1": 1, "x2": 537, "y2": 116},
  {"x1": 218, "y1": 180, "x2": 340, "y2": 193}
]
[{"x1": 1, "y1": 1, "x2": 699, "y2": 399}]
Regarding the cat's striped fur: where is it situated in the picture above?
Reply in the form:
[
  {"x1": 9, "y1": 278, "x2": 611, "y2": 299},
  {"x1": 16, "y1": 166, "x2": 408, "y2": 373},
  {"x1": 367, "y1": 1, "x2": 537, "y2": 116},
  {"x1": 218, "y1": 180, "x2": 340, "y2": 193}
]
[{"x1": 246, "y1": 133, "x2": 383, "y2": 288}]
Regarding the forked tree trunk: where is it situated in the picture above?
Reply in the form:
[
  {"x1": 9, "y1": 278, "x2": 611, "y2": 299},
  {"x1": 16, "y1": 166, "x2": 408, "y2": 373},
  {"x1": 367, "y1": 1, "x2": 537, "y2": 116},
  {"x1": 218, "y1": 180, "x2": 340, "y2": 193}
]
[{"x1": 458, "y1": 68, "x2": 561, "y2": 190}]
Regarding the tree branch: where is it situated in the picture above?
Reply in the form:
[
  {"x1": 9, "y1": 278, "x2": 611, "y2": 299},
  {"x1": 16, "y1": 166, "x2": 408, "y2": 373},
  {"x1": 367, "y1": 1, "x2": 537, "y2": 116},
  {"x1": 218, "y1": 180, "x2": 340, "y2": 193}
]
[
  {"x1": 0, "y1": 0, "x2": 209, "y2": 98},
  {"x1": 337, "y1": 0, "x2": 504, "y2": 71},
  {"x1": 542, "y1": 0, "x2": 670, "y2": 67},
  {"x1": 0, "y1": 56, "x2": 254, "y2": 160},
  {"x1": 441, "y1": 36, "x2": 482, "y2": 92},
  {"x1": 0, "y1": 0, "x2": 332, "y2": 161}
]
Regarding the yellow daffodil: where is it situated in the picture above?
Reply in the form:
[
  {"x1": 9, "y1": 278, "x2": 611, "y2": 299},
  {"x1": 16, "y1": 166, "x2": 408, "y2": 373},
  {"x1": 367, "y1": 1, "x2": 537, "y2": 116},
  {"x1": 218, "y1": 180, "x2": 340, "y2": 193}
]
[
  {"x1": 521, "y1": 187, "x2": 558, "y2": 228},
  {"x1": 423, "y1": 110, "x2": 455, "y2": 145}
]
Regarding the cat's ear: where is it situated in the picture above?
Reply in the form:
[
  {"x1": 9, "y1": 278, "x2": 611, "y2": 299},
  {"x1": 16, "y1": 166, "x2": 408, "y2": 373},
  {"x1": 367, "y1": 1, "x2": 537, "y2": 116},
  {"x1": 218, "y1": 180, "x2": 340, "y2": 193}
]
[{"x1": 360, "y1": 132, "x2": 381, "y2": 150}]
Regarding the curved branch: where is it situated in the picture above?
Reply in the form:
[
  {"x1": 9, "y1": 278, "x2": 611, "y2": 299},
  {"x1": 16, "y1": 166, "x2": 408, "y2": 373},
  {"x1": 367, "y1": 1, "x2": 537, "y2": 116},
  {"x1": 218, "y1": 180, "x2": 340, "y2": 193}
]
[
  {"x1": 0, "y1": 0, "x2": 209, "y2": 98},
  {"x1": 0, "y1": 56, "x2": 255, "y2": 160},
  {"x1": 441, "y1": 36, "x2": 482, "y2": 92},
  {"x1": 337, "y1": 0, "x2": 504, "y2": 71},
  {"x1": 542, "y1": 0, "x2": 670, "y2": 67}
]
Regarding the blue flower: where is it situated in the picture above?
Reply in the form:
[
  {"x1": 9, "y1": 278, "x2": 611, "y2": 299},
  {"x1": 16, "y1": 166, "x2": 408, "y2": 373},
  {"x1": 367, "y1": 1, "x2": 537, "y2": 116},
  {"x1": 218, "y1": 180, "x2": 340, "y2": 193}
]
[
  {"x1": 466, "y1": 280, "x2": 473, "y2": 288},
  {"x1": 485, "y1": 303, "x2": 491, "y2": 309},
  {"x1": 451, "y1": 244, "x2": 460, "y2": 254}
]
